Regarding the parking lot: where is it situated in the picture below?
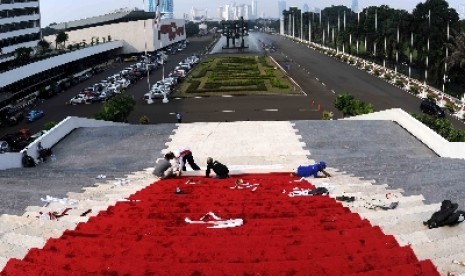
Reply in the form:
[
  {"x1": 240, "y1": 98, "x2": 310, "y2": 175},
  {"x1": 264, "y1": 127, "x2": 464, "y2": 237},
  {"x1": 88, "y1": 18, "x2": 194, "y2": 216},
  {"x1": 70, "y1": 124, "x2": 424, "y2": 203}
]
[{"x1": 0, "y1": 36, "x2": 215, "y2": 141}]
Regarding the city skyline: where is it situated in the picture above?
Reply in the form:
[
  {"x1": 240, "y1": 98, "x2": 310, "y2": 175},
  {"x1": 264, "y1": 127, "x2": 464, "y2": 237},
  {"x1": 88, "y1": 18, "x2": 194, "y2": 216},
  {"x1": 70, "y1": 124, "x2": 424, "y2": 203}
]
[{"x1": 40, "y1": 0, "x2": 465, "y2": 27}]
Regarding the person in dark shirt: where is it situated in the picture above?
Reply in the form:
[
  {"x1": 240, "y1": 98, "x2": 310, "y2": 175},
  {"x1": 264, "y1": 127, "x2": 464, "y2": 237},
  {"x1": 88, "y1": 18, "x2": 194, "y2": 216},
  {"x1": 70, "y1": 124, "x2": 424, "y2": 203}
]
[
  {"x1": 152, "y1": 152, "x2": 179, "y2": 178},
  {"x1": 206, "y1": 157, "x2": 229, "y2": 179},
  {"x1": 22, "y1": 151, "x2": 36, "y2": 168}
]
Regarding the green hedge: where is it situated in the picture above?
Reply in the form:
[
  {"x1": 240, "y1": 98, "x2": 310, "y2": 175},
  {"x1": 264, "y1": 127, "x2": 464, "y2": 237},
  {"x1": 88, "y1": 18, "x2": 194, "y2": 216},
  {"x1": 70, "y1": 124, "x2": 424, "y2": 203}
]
[
  {"x1": 270, "y1": 78, "x2": 289, "y2": 89},
  {"x1": 186, "y1": 80, "x2": 201, "y2": 92},
  {"x1": 411, "y1": 113, "x2": 465, "y2": 142}
]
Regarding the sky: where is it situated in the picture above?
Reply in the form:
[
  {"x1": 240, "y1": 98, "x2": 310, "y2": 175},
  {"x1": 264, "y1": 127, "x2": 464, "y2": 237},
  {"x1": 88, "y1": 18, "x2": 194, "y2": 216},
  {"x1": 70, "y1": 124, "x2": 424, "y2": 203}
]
[{"x1": 40, "y1": 0, "x2": 465, "y2": 27}]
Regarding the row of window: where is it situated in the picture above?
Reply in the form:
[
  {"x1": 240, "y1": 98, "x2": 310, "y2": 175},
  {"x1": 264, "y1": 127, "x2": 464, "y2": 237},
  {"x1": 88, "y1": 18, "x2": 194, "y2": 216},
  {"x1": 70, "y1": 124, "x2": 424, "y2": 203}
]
[
  {"x1": 0, "y1": 51, "x2": 13, "y2": 60},
  {"x1": 0, "y1": 0, "x2": 38, "y2": 4},
  {"x1": 0, "y1": 32, "x2": 39, "y2": 48},
  {"x1": 0, "y1": 7, "x2": 39, "y2": 18},
  {"x1": 0, "y1": 19, "x2": 39, "y2": 33}
]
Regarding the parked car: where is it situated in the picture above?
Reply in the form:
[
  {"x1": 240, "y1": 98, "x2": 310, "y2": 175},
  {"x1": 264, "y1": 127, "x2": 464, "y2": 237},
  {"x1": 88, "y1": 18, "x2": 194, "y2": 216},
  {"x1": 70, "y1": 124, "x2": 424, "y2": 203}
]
[
  {"x1": 420, "y1": 99, "x2": 445, "y2": 118},
  {"x1": 144, "y1": 90, "x2": 165, "y2": 100},
  {"x1": 69, "y1": 95, "x2": 86, "y2": 105},
  {"x1": 26, "y1": 110, "x2": 44, "y2": 122},
  {"x1": 1, "y1": 134, "x2": 29, "y2": 151}
]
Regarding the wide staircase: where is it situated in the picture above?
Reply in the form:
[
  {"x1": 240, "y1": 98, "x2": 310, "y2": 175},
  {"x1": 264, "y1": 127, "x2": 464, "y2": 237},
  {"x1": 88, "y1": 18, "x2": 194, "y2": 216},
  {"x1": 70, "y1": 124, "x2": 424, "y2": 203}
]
[{"x1": 0, "y1": 120, "x2": 463, "y2": 275}]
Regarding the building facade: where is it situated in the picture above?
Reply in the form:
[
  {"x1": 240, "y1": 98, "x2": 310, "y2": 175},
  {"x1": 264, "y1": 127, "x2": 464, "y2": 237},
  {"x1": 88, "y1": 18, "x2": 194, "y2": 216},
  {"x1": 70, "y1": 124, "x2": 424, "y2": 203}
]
[
  {"x1": 302, "y1": 4, "x2": 309, "y2": 13},
  {"x1": 0, "y1": 0, "x2": 41, "y2": 64},
  {"x1": 160, "y1": 0, "x2": 173, "y2": 19},
  {"x1": 251, "y1": 0, "x2": 257, "y2": 19},
  {"x1": 351, "y1": 0, "x2": 359, "y2": 13},
  {"x1": 278, "y1": 1, "x2": 286, "y2": 17}
]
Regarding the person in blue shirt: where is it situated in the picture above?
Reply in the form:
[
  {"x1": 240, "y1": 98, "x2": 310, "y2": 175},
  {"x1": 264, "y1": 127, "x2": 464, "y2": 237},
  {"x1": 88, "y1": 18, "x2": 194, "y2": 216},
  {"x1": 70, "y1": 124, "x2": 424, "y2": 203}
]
[{"x1": 293, "y1": 161, "x2": 331, "y2": 178}]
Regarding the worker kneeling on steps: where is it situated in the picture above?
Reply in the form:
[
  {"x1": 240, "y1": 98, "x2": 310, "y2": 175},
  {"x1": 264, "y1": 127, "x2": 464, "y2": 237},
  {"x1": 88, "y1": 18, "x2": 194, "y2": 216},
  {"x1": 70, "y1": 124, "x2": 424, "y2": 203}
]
[{"x1": 206, "y1": 157, "x2": 229, "y2": 179}]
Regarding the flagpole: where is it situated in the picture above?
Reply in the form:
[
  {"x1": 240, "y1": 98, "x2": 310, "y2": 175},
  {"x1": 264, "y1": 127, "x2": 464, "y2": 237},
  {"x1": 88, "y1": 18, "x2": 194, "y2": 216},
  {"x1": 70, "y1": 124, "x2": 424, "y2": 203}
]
[
  {"x1": 300, "y1": 11, "x2": 303, "y2": 42},
  {"x1": 143, "y1": 0, "x2": 150, "y2": 93},
  {"x1": 309, "y1": 13, "x2": 312, "y2": 44},
  {"x1": 425, "y1": 9, "x2": 430, "y2": 85}
]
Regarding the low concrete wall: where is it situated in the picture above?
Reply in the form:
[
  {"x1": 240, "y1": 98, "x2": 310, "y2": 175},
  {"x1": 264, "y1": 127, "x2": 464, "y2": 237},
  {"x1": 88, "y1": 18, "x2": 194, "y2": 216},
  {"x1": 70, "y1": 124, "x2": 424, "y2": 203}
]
[
  {"x1": 0, "y1": 117, "x2": 124, "y2": 170},
  {"x1": 344, "y1": 108, "x2": 465, "y2": 159}
]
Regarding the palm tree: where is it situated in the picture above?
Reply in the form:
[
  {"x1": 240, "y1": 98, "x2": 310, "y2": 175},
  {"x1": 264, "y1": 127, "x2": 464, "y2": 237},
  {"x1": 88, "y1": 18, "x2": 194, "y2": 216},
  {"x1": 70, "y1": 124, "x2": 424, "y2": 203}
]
[
  {"x1": 55, "y1": 31, "x2": 69, "y2": 49},
  {"x1": 37, "y1": 39, "x2": 50, "y2": 55}
]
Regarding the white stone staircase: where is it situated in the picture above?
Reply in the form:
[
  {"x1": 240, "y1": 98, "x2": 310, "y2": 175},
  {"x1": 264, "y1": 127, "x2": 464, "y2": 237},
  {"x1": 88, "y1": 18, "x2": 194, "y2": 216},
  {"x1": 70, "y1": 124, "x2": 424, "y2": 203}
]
[
  {"x1": 311, "y1": 172, "x2": 465, "y2": 276},
  {"x1": 0, "y1": 121, "x2": 462, "y2": 275}
]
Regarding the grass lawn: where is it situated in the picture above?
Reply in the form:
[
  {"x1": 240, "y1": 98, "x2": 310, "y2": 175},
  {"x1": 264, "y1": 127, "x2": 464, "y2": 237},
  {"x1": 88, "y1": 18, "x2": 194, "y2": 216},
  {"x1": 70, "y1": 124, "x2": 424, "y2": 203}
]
[{"x1": 178, "y1": 56, "x2": 298, "y2": 97}]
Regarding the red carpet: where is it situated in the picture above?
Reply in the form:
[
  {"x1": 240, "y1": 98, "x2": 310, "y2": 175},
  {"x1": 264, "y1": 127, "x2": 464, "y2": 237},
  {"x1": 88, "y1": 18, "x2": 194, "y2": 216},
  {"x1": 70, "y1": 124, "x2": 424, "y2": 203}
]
[{"x1": 2, "y1": 173, "x2": 439, "y2": 275}]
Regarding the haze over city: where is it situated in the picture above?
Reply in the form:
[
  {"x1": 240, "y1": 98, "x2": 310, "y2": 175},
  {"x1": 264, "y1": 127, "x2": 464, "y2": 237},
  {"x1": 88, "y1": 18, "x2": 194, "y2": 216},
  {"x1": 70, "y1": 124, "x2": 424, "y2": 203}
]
[{"x1": 40, "y1": 0, "x2": 465, "y2": 27}]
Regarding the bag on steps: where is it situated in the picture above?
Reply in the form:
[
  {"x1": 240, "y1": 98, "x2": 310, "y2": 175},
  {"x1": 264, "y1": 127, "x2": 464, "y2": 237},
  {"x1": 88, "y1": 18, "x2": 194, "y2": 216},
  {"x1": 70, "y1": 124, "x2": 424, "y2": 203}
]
[{"x1": 424, "y1": 200, "x2": 464, "y2": 229}]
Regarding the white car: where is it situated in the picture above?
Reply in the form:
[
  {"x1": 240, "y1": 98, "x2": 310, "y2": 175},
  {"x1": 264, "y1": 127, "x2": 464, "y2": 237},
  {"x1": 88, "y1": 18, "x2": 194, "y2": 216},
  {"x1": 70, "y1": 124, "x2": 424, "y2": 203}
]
[
  {"x1": 144, "y1": 89, "x2": 166, "y2": 100},
  {"x1": 69, "y1": 95, "x2": 86, "y2": 105},
  {"x1": 163, "y1": 77, "x2": 177, "y2": 86},
  {"x1": 152, "y1": 82, "x2": 171, "y2": 92},
  {"x1": 115, "y1": 79, "x2": 130, "y2": 89}
]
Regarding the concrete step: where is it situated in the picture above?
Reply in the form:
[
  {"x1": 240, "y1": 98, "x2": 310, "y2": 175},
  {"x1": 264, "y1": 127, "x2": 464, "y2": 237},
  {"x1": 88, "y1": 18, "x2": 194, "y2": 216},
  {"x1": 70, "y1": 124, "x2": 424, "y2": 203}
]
[
  {"x1": 0, "y1": 241, "x2": 30, "y2": 260},
  {"x1": 343, "y1": 195, "x2": 426, "y2": 214},
  {"x1": 328, "y1": 185, "x2": 403, "y2": 195},
  {"x1": 413, "y1": 233, "x2": 465, "y2": 260},
  {"x1": 380, "y1": 220, "x2": 431, "y2": 236},
  {"x1": 396, "y1": 222, "x2": 465, "y2": 246},
  {"x1": 360, "y1": 203, "x2": 440, "y2": 221},
  {"x1": 7, "y1": 221, "x2": 68, "y2": 239},
  {"x1": 0, "y1": 215, "x2": 35, "y2": 234},
  {"x1": 433, "y1": 251, "x2": 465, "y2": 276},
  {"x1": 311, "y1": 175, "x2": 376, "y2": 186},
  {"x1": 1, "y1": 232, "x2": 45, "y2": 249},
  {"x1": 0, "y1": 256, "x2": 8, "y2": 271},
  {"x1": 369, "y1": 210, "x2": 433, "y2": 227}
]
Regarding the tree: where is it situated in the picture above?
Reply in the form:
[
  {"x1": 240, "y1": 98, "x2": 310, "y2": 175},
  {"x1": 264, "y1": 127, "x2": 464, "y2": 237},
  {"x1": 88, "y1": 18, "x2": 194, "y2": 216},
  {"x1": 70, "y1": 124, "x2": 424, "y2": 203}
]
[
  {"x1": 37, "y1": 39, "x2": 50, "y2": 55},
  {"x1": 446, "y1": 29, "x2": 465, "y2": 86},
  {"x1": 95, "y1": 92, "x2": 136, "y2": 122},
  {"x1": 55, "y1": 31, "x2": 69, "y2": 49},
  {"x1": 185, "y1": 22, "x2": 200, "y2": 37},
  {"x1": 43, "y1": 121, "x2": 58, "y2": 131},
  {"x1": 334, "y1": 92, "x2": 375, "y2": 117},
  {"x1": 412, "y1": 0, "x2": 459, "y2": 84},
  {"x1": 139, "y1": 115, "x2": 150, "y2": 124}
]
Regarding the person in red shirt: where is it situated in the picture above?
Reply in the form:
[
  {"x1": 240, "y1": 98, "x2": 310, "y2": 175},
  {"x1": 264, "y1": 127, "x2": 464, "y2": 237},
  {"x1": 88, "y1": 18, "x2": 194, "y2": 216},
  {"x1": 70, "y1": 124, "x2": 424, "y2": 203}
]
[{"x1": 174, "y1": 146, "x2": 201, "y2": 171}]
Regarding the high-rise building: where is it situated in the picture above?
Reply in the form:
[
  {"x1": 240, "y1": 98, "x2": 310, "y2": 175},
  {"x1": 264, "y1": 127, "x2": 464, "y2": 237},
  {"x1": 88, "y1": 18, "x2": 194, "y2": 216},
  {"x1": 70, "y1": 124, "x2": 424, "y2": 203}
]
[
  {"x1": 351, "y1": 0, "x2": 359, "y2": 13},
  {"x1": 302, "y1": 4, "x2": 310, "y2": 13},
  {"x1": 278, "y1": 1, "x2": 286, "y2": 17},
  {"x1": 160, "y1": 0, "x2": 174, "y2": 19},
  {"x1": 217, "y1": 6, "x2": 224, "y2": 20},
  {"x1": 0, "y1": 0, "x2": 41, "y2": 64},
  {"x1": 251, "y1": 0, "x2": 258, "y2": 19}
]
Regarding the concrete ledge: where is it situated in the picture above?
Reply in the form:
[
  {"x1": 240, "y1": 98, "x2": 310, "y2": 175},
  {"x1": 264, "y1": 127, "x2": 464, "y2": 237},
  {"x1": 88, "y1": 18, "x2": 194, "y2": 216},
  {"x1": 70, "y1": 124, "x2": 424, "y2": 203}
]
[
  {"x1": 343, "y1": 108, "x2": 465, "y2": 159},
  {"x1": 0, "y1": 116, "x2": 125, "y2": 170}
]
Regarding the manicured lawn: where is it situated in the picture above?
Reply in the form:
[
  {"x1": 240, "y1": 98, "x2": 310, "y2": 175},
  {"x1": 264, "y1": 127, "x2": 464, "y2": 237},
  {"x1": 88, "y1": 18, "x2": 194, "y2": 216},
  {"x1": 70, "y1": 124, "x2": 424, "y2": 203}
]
[{"x1": 179, "y1": 56, "x2": 298, "y2": 97}]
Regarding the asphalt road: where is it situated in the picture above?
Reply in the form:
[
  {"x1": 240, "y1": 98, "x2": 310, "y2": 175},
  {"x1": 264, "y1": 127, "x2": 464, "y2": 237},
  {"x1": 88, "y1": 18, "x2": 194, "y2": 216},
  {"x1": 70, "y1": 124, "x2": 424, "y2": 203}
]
[
  {"x1": 259, "y1": 33, "x2": 465, "y2": 130},
  {"x1": 2, "y1": 32, "x2": 464, "y2": 139}
]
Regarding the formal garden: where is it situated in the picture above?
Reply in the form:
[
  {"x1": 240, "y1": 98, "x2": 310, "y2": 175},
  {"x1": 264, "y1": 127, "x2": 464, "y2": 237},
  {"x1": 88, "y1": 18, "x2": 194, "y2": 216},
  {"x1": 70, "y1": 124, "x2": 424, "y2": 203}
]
[{"x1": 180, "y1": 56, "x2": 297, "y2": 96}]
